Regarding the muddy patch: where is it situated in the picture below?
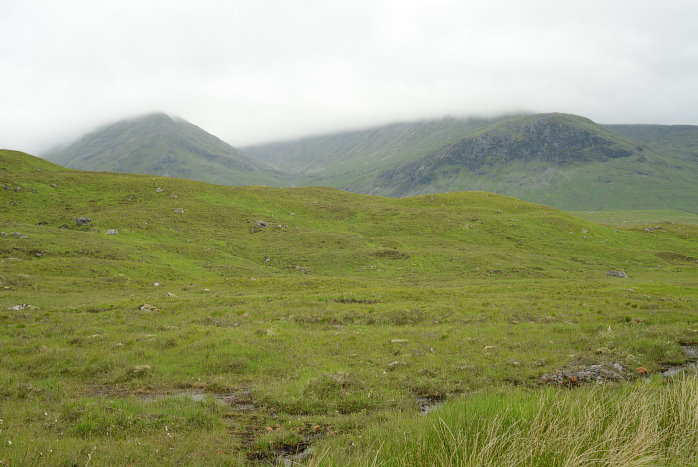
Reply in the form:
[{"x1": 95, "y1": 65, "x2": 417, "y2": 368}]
[
  {"x1": 249, "y1": 441, "x2": 313, "y2": 466},
  {"x1": 663, "y1": 345, "x2": 698, "y2": 377},
  {"x1": 278, "y1": 443, "x2": 314, "y2": 466},
  {"x1": 417, "y1": 396, "x2": 444, "y2": 415}
]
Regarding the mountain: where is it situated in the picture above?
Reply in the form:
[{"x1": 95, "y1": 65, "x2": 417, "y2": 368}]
[
  {"x1": 604, "y1": 123, "x2": 698, "y2": 157},
  {"x1": 246, "y1": 113, "x2": 698, "y2": 213},
  {"x1": 42, "y1": 112, "x2": 698, "y2": 213},
  {"x1": 43, "y1": 113, "x2": 287, "y2": 186},
  {"x1": 243, "y1": 116, "x2": 508, "y2": 190}
]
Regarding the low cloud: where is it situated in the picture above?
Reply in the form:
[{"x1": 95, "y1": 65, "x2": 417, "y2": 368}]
[{"x1": 2, "y1": 0, "x2": 697, "y2": 154}]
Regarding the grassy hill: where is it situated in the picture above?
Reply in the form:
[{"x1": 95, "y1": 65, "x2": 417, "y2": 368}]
[
  {"x1": 1, "y1": 149, "x2": 697, "y2": 464},
  {"x1": 44, "y1": 113, "x2": 287, "y2": 187}
]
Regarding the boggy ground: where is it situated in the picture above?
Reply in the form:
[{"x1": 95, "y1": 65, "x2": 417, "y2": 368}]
[{"x1": 0, "y1": 150, "x2": 697, "y2": 465}]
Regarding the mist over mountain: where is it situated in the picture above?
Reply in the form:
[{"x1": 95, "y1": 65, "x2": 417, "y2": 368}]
[
  {"x1": 42, "y1": 111, "x2": 698, "y2": 213},
  {"x1": 245, "y1": 113, "x2": 698, "y2": 212},
  {"x1": 43, "y1": 113, "x2": 287, "y2": 187}
]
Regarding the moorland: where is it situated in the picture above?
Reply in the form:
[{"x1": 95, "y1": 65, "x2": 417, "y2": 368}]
[{"x1": 1, "y1": 149, "x2": 697, "y2": 465}]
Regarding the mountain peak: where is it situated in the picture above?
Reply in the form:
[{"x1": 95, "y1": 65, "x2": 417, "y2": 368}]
[{"x1": 43, "y1": 114, "x2": 286, "y2": 186}]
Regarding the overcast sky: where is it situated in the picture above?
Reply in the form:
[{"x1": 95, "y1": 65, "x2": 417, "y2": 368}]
[{"x1": 2, "y1": 0, "x2": 698, "y2": 154}]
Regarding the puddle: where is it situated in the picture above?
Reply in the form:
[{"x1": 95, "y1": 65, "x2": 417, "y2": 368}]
[
  {"x1": 417, "y1": 397, "x2": 443, "y2": 415},
  {"x1": 663, "y1": 345, "x2": 698, "y2": 377},
  {"x1": 278, "y1": 445, "x2": 314, "y2": 466}
]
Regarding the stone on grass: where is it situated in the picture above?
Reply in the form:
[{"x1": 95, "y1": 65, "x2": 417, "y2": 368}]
[
  {"x1": 139, "y1": 304, "x2": 157, "y2": 311},
  {"x1": 541, "y1": 363, "x2": 626, "y2": 386},
  {"x1": 606, "y1": 270, "x2": 628, "y2": 278},
  {"x1": 255, "y1": 220, "x2": 268, "y2": 228},
  {"x1": 75, "y1": 217, "x2": 91, "y2": 226},
  {"x1": 391, "y1": 339, "x2": 408, "y2": 344},
  {"x1": 105, "y1": 229, "x2": 118, "y2": 235},
  {"x1": 173, "y1": 208, "x2": 185, "y2": 214}
]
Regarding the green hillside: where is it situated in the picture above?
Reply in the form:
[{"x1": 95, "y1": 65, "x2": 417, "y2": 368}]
[
  {"x1": 1, "y1": 150, "x2": 697, "y2": 464},
  {"x1": 369, "y1": 113, "x2": 698, "y2": 212},
  {"x1": 243, "y1": 116, "x2": 503, "y2": 191},
  {"x1": 44, "y1": 113, "x2": 287, "y2": 187}
]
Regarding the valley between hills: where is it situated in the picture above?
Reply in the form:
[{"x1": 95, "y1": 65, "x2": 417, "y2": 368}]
[{"x1": 1, "y1": 111, "x2": 698, "y2": 465}]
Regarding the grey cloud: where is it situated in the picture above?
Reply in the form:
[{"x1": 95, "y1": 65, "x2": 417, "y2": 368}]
[{"x1": 1, "y1": 0, "x2": 698, "y2": 154}]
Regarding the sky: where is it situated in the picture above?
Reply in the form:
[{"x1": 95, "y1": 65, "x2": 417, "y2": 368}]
[{"x1": 2, "y1": 0, "x2": 698, "y2": 154}]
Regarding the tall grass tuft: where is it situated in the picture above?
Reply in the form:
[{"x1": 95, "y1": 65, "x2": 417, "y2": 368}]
[{"x1": 324, "y1": 376, "x2": 698, "y2": 466}]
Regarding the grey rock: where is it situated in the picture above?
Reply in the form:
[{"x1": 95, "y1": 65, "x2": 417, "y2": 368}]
[
  {"x1": 155, "y1": 188, "x2": 164, "y2": 193},
  {"x1": 255, "y1": 220, "x2": 268, "y2": 228},
  {"x1": 606, "y1": 270, "x2": 628, "y2": 278},
  {"x1": 105, "y1": 229, "x2": 118, "y2": 235},
  {"x1": 541, "y1": 363, "x2": 625, "y2": 386},
  {"x1": 173, "y1": 208, "x2": 185, "y2": 214},
  {"x1": 75, "y1": 217, "x2": 91, "y2": 226}
]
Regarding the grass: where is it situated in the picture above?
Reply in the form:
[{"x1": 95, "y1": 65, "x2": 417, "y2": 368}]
[
  {"x1": 320, "y1": 375, "x2": 698, "y2": 466},
  {"x1": 1, "y1": 149, "x2": 697, "y2": 465}
]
